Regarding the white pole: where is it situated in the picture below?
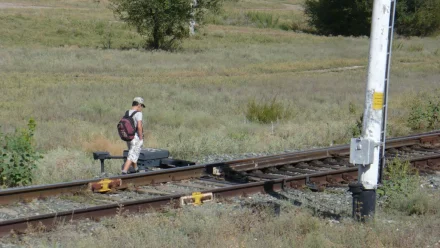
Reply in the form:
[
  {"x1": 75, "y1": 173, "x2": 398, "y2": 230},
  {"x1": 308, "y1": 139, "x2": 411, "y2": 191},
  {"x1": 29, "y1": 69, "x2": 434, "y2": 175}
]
[
  {"x1": 360, "y1": 0, "x2": 392, "y2": 190},
  {"x1": 189, "y1": 0, "x2": 197, "y2": 35},
  {"x1": 349, "y1": 0, "x2": 396, "y2": 220}
]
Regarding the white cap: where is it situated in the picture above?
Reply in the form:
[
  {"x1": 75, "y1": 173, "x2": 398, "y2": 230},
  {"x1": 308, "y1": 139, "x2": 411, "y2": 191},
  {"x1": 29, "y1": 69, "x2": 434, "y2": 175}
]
[{"x1": 133, "y1": 97, "x2": 145, "y2": 107}]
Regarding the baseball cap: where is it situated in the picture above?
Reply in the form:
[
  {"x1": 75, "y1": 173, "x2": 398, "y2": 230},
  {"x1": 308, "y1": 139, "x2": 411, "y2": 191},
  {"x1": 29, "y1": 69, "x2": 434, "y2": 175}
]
[{"x1": 133, "y1": 97, "x2": 146, "y2": 107}]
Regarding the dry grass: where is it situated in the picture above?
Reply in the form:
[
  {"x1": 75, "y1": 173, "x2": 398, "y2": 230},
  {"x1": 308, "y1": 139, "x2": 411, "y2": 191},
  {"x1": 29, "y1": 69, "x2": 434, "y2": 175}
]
[
  {"x1": 33, "y1": 148, "x2": 121, "y2": 184},
  {"x1": 83, "y1": 135, "x2": 127, "y2": 156},
  {"x1": 0, "y1": 0, "x2": 438, "y2": 246},
  {"x1": 11, "y1": 194, "x2": 440, "y2": 248}
]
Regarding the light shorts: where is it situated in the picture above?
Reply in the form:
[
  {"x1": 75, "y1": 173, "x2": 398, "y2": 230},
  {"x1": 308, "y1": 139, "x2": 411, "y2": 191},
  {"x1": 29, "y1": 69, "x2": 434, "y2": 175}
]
[{"x1": 126, "y1": 137, "x2": 143, "y2": 163}]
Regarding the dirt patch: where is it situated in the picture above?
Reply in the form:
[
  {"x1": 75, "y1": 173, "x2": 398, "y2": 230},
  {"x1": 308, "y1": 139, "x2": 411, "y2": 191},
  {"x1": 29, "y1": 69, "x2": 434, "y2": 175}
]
[{"x1": 0, "y1": 2, "x2": 52, "y2": 9}]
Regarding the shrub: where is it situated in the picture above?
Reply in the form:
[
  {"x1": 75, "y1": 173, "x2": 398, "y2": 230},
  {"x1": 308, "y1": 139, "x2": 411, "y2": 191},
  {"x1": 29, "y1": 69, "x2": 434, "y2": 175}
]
[
  {"x1": 246, "y1": 98, "x2": 290, "y2": 124},
  {"x1": 0, "y1": 119, "x2": 42, "y2": 187},
  {"x1": 378, "y1": 158, "x2": 439, "y2": 215},
  {"x1": 349, "y1": 112, "x2": 363, "y2": 138},
  {"x1": 396, "y1": 0, "x2": 440, "y2": 37},
  {"x1": 304, "y1": 0, "x2": 440, "y2": 37},
  {"x1": 304, "y1": 0, "x2": 372, "y2": 36},
  {"x1": 407, "y1": 91, "x2": 440, "y2": 130},
  {"x1": 378, "y1": 158, "x2": 419, "y2": 210}
]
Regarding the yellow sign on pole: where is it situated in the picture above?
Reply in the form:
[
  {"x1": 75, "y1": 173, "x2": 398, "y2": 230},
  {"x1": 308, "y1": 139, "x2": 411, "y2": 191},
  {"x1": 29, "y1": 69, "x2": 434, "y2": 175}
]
[{"x1": 373, "y1": 92, "x2": 384, "y2": 110}]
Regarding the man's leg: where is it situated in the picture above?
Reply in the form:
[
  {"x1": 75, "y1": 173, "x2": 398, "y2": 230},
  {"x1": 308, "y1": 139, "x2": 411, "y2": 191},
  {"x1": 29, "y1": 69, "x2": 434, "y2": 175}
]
[
  {"x1": 122, "y1": 159, "x2": 132, "y2": 173},
  {"x1": 123, "y1": 138, "x2": 142, "y2": 173},
  {"x1": 122, "y1": 141, "x2": 133, "y2": 173}
]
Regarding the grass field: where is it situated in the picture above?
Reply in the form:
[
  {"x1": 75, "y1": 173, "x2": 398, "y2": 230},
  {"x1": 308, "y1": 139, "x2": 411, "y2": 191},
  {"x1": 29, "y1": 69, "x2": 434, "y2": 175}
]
[
  {"x1": 0, "y1": 0, "x2": 439, "y2": 179},
  {"x1": 1, "y1": 0, "x2": 440, "y2": 247}
]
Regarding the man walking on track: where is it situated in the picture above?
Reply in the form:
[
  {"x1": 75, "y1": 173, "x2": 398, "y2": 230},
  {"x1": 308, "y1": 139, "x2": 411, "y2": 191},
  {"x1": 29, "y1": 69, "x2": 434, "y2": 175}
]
[{"x1": 121, "y1": 97, "x2": 145, "y2": 174}]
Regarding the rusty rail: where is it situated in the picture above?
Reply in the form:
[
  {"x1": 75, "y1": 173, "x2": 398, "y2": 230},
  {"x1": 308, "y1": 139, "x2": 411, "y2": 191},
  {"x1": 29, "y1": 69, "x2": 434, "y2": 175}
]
[
  {"x1": 0, "y1": 167, "x2": 359, "y2": 237},
  {"x1": 2, "y1": 151, "x2": 440, "y2": 237},
  {"x1": 0, "y1": 131, "x2": 439, "y2": 206}
]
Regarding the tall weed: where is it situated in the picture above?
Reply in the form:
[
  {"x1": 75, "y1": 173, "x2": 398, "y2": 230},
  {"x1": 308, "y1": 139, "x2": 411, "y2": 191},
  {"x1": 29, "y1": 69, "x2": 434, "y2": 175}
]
[
  {"x1": 246, "y1": 98, "x2": 291, "y2": 124},
  {"x1": 349, "y1": 114, "x2": 363, "y2": 138},
  {"x1": 379, "y1": 158, "x2": 439, "y2": 215},
  {"x1": 246, "y1": 12, "x2": 279, "y2": 29},
  {"x1": 0, "y1": 119, "x2": 42, "y2": 187}
]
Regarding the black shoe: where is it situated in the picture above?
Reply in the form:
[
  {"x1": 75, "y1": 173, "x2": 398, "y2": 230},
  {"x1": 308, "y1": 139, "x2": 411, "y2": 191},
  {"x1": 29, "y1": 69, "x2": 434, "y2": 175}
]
[
  {"x1": 128, "y1": 167, "x2": 138, "y2": 174},
  {"x1": 121, "y1": 171, "x2": 127, "y2": 175}
]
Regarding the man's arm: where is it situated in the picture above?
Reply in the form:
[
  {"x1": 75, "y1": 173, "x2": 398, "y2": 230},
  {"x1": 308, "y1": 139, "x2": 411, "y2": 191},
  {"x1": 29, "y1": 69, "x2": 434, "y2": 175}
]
[{"x1": 137, "y1": 120, "x2": 143, "y2": 140}]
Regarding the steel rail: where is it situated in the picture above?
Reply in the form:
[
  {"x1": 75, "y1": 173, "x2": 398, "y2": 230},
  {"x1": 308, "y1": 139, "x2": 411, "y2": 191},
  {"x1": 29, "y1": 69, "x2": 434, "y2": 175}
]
[
  {"x1": 0, "y1": 167, "x2": 358, "y2": 237},
  {"x1": 0, "y1": 131, "x2": 439, "y2": 205},
  {"x1": 1, "y1": 151, "x2": 440, "y2": 237}
]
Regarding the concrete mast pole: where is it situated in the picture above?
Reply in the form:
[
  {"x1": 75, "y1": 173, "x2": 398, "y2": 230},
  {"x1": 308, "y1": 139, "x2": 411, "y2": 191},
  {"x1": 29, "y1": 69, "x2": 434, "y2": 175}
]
[{"x1": 349, "y1": 0, "x2": 396, "y2": 221}]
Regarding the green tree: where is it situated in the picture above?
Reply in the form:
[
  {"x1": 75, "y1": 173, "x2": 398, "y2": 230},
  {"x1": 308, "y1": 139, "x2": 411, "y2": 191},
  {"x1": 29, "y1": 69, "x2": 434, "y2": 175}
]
[
  {"x1": 396, "y1": 0, "x2": 440, "y2": 36},
  {"x1": 304, "y1": 0, "x2": 373, "y2": 36},
  {"x1": 110, "y1": 0, "x2": 222, "y2": 50},
  {"x1": 304, "y1": 0, "x2": 440, "y2": 37}
]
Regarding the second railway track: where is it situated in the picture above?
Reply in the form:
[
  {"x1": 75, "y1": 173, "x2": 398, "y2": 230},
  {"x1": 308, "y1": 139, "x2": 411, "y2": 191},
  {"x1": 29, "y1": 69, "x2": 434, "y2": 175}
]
[{"x1": 0, "y1": 131, "x2": 439, "y2": 236}]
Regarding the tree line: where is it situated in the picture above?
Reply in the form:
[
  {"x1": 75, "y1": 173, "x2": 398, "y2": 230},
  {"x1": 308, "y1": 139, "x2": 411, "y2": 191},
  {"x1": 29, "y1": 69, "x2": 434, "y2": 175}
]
[
  {"x1": 305, "y1": 0, "x2": 440, "y2": 37},
  {"x1": 109, "y1": 0, "x2": 440, "y2": 50}
]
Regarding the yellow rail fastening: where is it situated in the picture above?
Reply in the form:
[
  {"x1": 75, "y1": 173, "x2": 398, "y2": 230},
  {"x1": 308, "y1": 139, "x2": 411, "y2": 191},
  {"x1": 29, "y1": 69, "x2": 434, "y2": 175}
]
[
  {"x1": 89, "y1": 178, "x2": 122, "y2": 193},
  {"x1": 180, "y1": 192, "x2": 213, "y2": 206}
]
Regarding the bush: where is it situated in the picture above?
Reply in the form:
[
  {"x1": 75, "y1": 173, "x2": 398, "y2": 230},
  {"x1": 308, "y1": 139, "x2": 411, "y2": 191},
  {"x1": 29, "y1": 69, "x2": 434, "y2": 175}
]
[
  {"x1": 0, "y1": 119, "x2": 42, "y2": 187},
  {"x1": 378, "y1": 159, "x2": 419, "y2": 210},
  {"x1": 304, "y1": 0, "x2": 440, "y2": 37},
  {"x1": 349, "y1": 114, "x2": 363, "y2": 138},
  {"x1": 407, "y1": 91, "x2": 440, "y2": 130},
  {"x1": 304, "y1": 0, "x2": 372, "y2": 36},
  {"x1": 396, "y1": 0, "x2": 440, "y2": 37},
  {"x1": 246, "y1": 98, "x2": 290, "y2": 124},
  {"x1": 378, "y1": 159, "x2": 439, "y2": 215}
]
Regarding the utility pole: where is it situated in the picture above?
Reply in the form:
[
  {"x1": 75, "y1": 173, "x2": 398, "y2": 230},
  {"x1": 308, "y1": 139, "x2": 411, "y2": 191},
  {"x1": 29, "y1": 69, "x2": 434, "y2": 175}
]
[
  {"x1": 189, "y1": 0, "x2": 198, "y2": 35},
  {"x1": 349, "y1": 0, "x2": 396, "y2": 221}
]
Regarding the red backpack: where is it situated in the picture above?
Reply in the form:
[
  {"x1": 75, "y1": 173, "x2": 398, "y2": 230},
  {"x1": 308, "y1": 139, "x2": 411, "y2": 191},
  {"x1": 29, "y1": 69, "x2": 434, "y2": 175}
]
[{"x1": 117, "y1": 111, "x2": 138, "y2": 141}]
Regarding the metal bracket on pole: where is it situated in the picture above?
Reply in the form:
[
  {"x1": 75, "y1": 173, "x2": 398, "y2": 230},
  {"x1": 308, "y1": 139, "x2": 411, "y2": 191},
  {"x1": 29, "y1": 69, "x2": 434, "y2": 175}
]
[{"x1": 349, "y1": 138, "x2": 376, "y2": 166}]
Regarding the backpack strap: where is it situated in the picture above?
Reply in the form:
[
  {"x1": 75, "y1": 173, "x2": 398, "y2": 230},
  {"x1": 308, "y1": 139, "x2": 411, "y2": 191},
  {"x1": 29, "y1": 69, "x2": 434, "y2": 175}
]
[
  {"x1": 129, "y1": 111, "x2": 138, "y2": 118},
  {"x1": 129, "y1": 111, "x2": 139, "y2": 132},
  {"x1": 124, "y1": 110, "x2": 138, "y2": 118}
]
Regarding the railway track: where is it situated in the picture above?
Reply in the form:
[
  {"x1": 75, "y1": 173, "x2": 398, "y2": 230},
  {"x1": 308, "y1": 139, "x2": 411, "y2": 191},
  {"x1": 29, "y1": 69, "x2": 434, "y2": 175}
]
[{"x1": 0, "y1": 131, "x2": 439, "y2": 237}]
